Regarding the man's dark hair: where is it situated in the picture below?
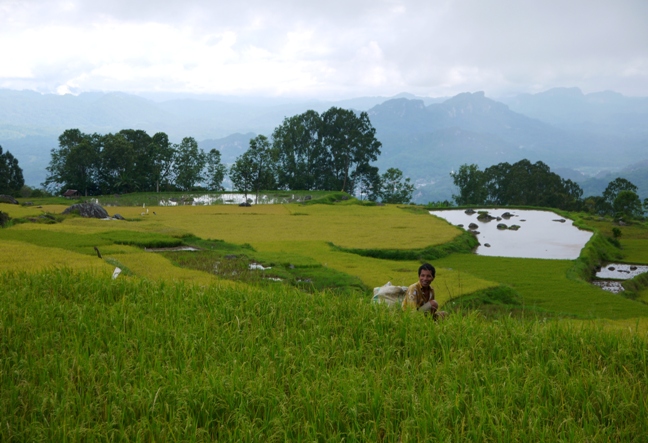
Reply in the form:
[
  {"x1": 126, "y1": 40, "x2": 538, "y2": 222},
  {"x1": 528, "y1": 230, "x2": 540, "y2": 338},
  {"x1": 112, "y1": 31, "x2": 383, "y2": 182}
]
[{"x1": 418, "y1": 263, "x2": 435, "y2": 277}]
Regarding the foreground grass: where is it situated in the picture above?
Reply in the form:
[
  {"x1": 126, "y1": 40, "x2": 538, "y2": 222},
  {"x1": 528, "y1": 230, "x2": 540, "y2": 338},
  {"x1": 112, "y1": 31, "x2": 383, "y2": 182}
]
[{"x1": 1, "y1": 270, "x2": 647, "y2": 442}]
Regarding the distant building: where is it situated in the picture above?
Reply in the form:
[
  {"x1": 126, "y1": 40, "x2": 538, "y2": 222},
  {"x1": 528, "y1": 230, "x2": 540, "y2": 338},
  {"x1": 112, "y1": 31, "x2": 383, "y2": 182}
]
[{"x1": 63, "y1": 189, "x2": 80, "y2": 199}]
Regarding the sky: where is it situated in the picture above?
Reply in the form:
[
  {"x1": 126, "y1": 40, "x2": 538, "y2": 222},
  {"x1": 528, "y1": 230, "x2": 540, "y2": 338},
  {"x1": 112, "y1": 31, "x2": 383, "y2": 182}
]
[{"x1": 1, "y1": 0, "x2": 647, "y2": 99}]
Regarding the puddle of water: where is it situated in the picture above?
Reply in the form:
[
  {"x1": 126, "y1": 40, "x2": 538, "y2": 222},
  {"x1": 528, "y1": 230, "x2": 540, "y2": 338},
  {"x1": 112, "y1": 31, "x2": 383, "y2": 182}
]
[
  {"x1": 145, "y1": 246, "x2": 199, "y2": 252},
  {"x1": 158, "y1": 193, "x2": 313, "y2": 206},
  {"x1": 592, "y1": 280, "x2": 624, "y2": 293},
  {"x1": 595, "y1": 263, "x2": 648, "y2": 280},
  {"x1": 430, "y1": 209, "x2": 593, "y2": 259}
]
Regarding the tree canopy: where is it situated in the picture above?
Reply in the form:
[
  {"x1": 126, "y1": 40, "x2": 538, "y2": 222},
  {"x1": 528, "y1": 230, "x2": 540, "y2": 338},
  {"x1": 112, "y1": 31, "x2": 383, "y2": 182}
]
[
  {"x1": 43, "y1": 107, "x2": 384, "y2": 198},
  {"x1": 451, "y1": 160, "x2": 583, "y2": 210},
  {"x1": 44, "y1": 130, "x2": 224, "y2": 196},
  {"x1": 268, "y1": 108, "x2": 382, "y2": 194},
  {"x1": 0, "y1": 145, "x2": 25, "y2": 195},
  {"x1": 230, "y1": 135, "x2": 275, "y2": 204},
  {"x1": 379, "y1": 168, "x2": 415, "y2": 204}
]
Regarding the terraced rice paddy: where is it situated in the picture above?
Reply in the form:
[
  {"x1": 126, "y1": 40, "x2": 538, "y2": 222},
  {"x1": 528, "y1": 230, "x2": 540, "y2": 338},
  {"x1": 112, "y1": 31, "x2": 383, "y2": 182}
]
[{"x1": 1, "y1": 197, "x2": 648, "y2": 441}]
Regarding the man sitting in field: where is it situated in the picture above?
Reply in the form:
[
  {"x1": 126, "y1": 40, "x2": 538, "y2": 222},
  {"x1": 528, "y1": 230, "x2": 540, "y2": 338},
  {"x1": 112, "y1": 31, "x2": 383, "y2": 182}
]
[{"x1": 402, "y1": 263, "x2": 446, "y2": 319}]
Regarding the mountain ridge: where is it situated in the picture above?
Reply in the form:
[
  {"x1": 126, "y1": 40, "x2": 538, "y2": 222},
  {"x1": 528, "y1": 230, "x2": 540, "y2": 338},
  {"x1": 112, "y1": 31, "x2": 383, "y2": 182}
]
[{"x1": 1, "y1": 87, "x2": 647, "y2": 202}]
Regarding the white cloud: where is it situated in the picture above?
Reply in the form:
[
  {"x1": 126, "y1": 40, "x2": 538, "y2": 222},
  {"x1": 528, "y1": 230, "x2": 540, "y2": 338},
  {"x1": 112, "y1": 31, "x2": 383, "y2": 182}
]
[{"x1": 1, "y1": 0, "x2": 647, "y2": 98}]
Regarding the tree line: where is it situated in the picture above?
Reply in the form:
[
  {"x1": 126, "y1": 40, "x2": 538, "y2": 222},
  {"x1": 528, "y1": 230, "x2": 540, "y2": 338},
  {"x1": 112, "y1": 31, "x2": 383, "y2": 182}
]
[
  {"x1": 229, "y1": 107, "x2": 412, "y2": 203},
  {"x1": 43, "y1": 129, "x2": 226, "y2": 196},
  {"x1": 452, "y1": 160, "x2": 646, "y2": 219},
  {"x1": 41, "y1": 107, "x2": 415, "y2": 203}
]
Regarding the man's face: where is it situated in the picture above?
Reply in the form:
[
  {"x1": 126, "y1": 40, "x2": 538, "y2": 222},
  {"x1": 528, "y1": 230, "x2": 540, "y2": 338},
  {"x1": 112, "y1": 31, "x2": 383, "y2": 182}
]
[{"x1": 419, "y1": 269, "x2": 434, "y2": 288}]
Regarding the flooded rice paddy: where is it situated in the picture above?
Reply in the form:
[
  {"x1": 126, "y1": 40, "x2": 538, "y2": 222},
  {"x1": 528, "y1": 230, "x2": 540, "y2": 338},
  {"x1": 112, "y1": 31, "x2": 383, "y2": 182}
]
[
  {"x1": 429, "y1": 209, "x2": 593, "y2": 260},
  {"x1": 158, "y1": 193, "x2": 310, "y2": 206},
  {"x1": 593, "y1": 263, "x2": 648, "y2": 293},
  {"x1": 595, "y1": 263, "x2": 648, "y2": 279}
]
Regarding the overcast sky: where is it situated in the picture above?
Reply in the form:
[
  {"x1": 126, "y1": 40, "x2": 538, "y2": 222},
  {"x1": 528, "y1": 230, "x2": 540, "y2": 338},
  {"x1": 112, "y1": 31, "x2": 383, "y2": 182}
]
[{"x1": 1, "y1": 0, "x2": 647, "y2": 99}]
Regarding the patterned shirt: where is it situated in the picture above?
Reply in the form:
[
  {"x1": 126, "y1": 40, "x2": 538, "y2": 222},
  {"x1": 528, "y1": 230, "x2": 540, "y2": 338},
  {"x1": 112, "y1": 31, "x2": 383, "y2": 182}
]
[{"x1": 402, "y1": 281, "x2": 435, "y2": 311}]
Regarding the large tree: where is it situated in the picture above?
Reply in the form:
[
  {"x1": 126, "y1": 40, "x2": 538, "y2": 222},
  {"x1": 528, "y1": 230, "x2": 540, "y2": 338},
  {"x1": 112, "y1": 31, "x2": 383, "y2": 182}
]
[
  {"x1": 353, "y1": 163, "x2": 381, "y2": 201},
  {"x1": 173, "y1": 137, "x2": 205, "y2": 191},
  {"x1": 271, "y1": 110, "x2": 327, "y2": 190},
  {"x1": 230, "y1": 135, "x2": 275, "y2": 204},
  {"x1": 44, "y1": 129, "x2": 101, "y2": 196},
  {"x1": 0, "y1": 146, "x2": 24, "y2": 195},
  {"x1": 603, "y1": 178, "x2": 638, "y2": 207},
  {"x1": 613, "y1": 190, "x2": 643, "y2": 220},
  {"x1": 229, "y1": 154, "x2": 255, "y2": 203},
  {"x1": 379, "y1": 168, "x2": 415, "y2": 204},
  {"x1": 148, "y1": 132, "x2": 176, "y2": 193},
  {"x1": 205, "y1": 148, "x2": 227, "y2": 191},
  {"x1": 320, "y1": 107, "x2": 382, "y2": 193},
  {"x1": 451, "y1": 164, "x2": 487, "y2": 205},
  {"x1": 97, "y1": 132, "x2": 137, "y2": 194},
  {"x1": 117, "y1": 129, "x2": 154, "y2": 191}
]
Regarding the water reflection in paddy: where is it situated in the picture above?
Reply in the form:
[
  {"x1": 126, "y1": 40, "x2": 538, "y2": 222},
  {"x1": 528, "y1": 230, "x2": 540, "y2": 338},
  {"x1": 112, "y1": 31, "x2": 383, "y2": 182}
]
[
  {"x1": 595, "y1": 263, "x2": 648, "y2": 280},
  {"x1": 430, "y1": 209, "x2": 593, "y2": 260}
]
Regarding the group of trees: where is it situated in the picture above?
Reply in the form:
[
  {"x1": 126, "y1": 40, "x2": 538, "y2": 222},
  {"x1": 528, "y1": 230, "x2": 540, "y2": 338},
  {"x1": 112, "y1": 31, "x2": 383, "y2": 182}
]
[
  {"x1": 229, "y1": 107, "x2": 413, "y2": 203},
  {"x1": 43, "y1": 129, "x2": 225, "y2": 196},
  {"x1": 451, "y1": 160, "x2": 583, "y2": 210},
  {"x1": 582, "y1": 177, "x2": 645, "y2": 219},
  {"x1": 452, "y1": 160, "x2": 647, "y2": 219},
  {"x1": 0, "y1": 145, "x2": 24, "y2": 195},
  {"x1": 42, "y1": 107, "x2": 416, "y2": 203}
]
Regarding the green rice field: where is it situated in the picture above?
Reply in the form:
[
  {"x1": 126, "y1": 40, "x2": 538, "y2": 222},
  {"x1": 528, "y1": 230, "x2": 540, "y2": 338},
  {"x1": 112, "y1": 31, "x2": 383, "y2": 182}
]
[
  {"x1": 1, "y1": 197, "x2": 648, "y2": 441},
  {"x1": 1, "y1": 270, "x2": 647, "y2": 441}
]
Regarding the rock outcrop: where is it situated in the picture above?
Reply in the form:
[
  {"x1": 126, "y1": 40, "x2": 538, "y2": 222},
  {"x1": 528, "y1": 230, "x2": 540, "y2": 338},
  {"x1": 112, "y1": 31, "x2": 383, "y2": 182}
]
[
  {"x1": 62, "y1": 202, "x2": 109, "y2": 219},
  {"x1": 0, "y1": 195, "x2": 19, "y2": 205}
]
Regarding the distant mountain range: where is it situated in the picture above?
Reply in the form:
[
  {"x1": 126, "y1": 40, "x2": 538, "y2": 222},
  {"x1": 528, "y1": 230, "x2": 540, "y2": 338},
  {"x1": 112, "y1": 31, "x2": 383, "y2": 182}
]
[
  {"x1": 366, "y1": 90, "x2": 648, "y2": 202},
  {"x1": 1, "y1": 87, "x2": 647, "y2": 202}
]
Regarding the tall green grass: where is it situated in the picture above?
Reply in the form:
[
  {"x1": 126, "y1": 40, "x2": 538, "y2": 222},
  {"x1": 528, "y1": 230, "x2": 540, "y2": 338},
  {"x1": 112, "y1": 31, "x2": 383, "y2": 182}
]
[
  {"x1": 2, "y1": 270, "x2": 647, "y2": 441},
  {"x1": 622, "y1": 272, "x2": 648, "y2": 302}
]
